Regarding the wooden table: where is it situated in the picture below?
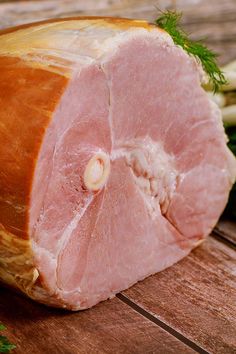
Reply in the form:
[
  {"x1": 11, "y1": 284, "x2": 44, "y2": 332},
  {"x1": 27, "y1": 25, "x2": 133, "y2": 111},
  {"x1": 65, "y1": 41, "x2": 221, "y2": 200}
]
[{"x1": 0, "y1": 1, "x2": 236, "y2": 353}]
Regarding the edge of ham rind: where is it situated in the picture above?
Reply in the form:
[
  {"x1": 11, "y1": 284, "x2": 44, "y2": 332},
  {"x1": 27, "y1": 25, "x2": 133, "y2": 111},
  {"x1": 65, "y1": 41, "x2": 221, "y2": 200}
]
[{"x1": 0, "y1": 18, "x2": 235, "y2": 310}]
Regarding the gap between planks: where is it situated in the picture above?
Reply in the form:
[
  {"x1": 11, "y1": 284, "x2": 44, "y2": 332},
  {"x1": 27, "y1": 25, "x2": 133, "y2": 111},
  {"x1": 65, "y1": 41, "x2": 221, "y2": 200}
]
[
  {"x1": 214, "y1": 220, "x2": 236, "y2": 247},
  {"x1": 118, "y1": 231, "x2": 236, "y2": 354},
  {"x1": 212, "y1": 230, "x2": 236, "y2": 249},
  {"x1": 116, "y1": 293, "x2": 209, "y2": 354}
]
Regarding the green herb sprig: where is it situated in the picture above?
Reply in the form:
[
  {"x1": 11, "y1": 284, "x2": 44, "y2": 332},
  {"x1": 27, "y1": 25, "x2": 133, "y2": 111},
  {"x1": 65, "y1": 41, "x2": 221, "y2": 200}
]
[
  {"x1": 0, "y1": 325, "x2": 15, "y2": 353},
  {"x1": 155, "y1": 11, "x2": 227, "y2": 92}
]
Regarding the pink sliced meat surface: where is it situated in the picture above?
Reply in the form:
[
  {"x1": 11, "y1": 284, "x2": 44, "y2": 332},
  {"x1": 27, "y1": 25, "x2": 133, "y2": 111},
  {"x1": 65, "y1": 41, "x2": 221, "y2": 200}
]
[{"x1": 0, "y1": 18, "x2": 235, "y2": 309}]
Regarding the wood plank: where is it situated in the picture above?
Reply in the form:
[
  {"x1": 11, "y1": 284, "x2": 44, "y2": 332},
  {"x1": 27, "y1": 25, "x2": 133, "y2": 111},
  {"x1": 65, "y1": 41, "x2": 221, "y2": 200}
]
[
  {"x1": 215, "y1": 220, "x2": 236, "y2": 245},
  {"x1": 121, "y1": 237, "x2": 236, "y2": 354},
  {"x1": 0, "y1": 287, "x2": 195, "y2": 354}
]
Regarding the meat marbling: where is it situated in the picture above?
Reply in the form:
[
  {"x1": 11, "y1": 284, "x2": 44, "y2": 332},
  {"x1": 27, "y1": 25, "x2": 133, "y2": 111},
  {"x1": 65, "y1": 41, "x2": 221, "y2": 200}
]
[{"x1": 0, "y1": 17, "x2": 235, "y2": 310}]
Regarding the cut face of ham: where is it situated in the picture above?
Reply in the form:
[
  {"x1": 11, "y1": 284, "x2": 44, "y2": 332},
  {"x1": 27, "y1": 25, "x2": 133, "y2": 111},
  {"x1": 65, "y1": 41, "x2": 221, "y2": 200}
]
[{"x1": 0, "y1": 18, "x2": 235, "y2": 310}]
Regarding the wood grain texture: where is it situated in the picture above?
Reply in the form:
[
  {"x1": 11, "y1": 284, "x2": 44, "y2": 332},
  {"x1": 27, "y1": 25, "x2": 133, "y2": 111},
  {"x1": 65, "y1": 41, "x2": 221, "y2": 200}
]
[
  {"x1": 122, "y1": 236, "x2": 236, "y2": 354},
  {"x1": 0, "y1": 288, "x2": 195, "y2": 354},
  {"x1": 215, "y1": 220, "x2": 236, "y2": 245}
]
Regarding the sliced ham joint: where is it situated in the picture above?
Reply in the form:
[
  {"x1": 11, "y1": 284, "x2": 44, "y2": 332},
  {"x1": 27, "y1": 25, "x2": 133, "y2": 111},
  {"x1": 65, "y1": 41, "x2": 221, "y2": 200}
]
[{"x1": 0, "y1": 17, "x2": 235, "y2": 310}]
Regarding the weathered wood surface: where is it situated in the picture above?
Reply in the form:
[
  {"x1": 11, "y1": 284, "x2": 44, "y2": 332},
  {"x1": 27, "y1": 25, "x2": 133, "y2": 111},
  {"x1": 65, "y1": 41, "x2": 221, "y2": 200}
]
[
  {"x1": 122, "y1": 237, "x2": 236, "y2": 354},
  {"x1": 215, "y1": 220, "x2": 236, "y2": 245},
  {"x1": 1, "y1": 237, "x2": 235, "y2": 353},
  {"x1": 0, "y1": 289, "x2": 196, "y2": 354},
  {"x1": 0, "y1": 0, "x2": 236, "y2": 353}
]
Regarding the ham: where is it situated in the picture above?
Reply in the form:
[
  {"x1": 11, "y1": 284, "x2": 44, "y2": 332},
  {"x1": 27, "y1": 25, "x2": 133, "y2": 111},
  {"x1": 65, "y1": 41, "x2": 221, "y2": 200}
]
[{"x1": 0, "y1": 17, "x2": 235, "y2": 310}]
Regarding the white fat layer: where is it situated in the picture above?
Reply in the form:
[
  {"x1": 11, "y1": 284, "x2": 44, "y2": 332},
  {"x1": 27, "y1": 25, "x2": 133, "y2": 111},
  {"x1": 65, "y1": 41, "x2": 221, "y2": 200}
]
[
  {"x1": 0, "y1": 22, "x2": 172, "y2": 62},
  {"x1": 111, "y1": 137, "x2": 179, "y2": 217},
  {"x1": 0, "y1": 22, "x2": 178, "y2": 79}
]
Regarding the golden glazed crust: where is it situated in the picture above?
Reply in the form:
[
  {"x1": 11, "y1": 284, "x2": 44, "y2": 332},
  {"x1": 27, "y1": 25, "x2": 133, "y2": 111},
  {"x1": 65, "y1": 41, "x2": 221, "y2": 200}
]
[
  {"x1": 0, "y1": 225, "x2": 36, "y2": 291},
  {"x1": 0, "y1": 17, "x2": 165, "y2": 76},
  {"x1": 0, "y1": 16, "x2": 157, "y2": 36},
  {"x1": 0, "y1": 56, "x2": 68, "y2": 238},
  {"x1": 0, "y1": 56, "x2": 68, "y2": 295}
]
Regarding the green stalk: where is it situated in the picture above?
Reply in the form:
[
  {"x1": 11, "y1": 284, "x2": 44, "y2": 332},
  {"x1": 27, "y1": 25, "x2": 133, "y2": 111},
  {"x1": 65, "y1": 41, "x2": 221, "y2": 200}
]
[
  {"x1": 0, "y1": 325, "x2": 15, "y2": 353},
  {"x1": 155, "y1": 11, "x2": 227, "y2": 92}
]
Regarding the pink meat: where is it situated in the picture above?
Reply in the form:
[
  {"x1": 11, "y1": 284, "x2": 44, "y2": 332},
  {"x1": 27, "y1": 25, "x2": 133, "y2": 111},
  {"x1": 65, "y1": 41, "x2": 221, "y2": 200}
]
[{"x1": 0, "y1": 18, "x2": 235, "y2": 310}]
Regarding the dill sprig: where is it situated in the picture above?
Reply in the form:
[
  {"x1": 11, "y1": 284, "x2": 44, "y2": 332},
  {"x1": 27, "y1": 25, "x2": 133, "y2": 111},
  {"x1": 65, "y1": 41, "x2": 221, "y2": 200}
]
[
  {"x1": 155, "y1": 11, "x2": 227, "y2": 92},
  {"x1": 0, "y1": 325, "x2": 16, "y2": 353}
]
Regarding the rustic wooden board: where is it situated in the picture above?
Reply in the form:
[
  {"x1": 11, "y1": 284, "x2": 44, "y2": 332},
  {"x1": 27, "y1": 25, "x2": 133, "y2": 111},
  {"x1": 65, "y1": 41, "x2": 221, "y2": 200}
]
[
  {"x1": 0, "y1": 287, "x2": 195, "y2": 354},
  {"x1": 215, "y1": 220, "x2": 236, "y2": 245},
  {"x1": 121, "y1": 236, "x2": 236, "y2": 354}
]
